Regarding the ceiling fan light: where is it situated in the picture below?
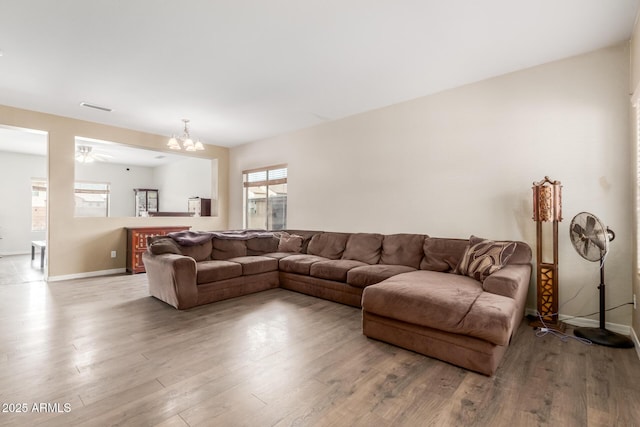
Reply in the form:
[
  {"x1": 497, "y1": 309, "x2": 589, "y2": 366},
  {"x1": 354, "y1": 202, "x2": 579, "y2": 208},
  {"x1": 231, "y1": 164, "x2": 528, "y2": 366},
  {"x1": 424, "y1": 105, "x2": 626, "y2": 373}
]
[
  {"x1": 76, "y1": 154, "x2": 94, "y2": 163},
  {"x1": 75, "y1": 145, "x2": 96, "y2": 163}
]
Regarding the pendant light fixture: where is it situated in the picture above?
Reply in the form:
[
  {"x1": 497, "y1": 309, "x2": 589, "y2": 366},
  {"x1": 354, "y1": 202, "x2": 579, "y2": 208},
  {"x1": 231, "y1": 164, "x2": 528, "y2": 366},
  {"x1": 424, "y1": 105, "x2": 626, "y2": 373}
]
[{"x1": 167, "y1": 119, "x2": 205, "y2": 151}]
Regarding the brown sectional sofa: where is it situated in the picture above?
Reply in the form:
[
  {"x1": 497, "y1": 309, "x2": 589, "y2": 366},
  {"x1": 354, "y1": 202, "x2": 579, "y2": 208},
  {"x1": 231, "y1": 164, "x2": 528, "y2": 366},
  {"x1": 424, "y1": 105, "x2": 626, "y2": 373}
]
[{"x1": 142, "y1": 229, "x2": 532, "y2": 375}]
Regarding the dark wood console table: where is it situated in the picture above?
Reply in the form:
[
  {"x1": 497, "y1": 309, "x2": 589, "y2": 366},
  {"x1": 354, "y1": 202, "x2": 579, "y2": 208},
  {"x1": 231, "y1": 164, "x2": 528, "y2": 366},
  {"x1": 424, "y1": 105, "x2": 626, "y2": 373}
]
[{"x1": 126, "y1": 226, "x2": 190, "y2": 274}]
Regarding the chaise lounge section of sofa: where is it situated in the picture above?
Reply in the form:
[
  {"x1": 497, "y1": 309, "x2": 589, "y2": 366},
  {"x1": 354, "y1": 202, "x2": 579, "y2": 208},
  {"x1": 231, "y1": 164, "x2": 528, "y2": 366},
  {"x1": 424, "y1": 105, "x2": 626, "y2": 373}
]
[{"x1": 142, "y1": 229, "x2": 532, "y2": 375}]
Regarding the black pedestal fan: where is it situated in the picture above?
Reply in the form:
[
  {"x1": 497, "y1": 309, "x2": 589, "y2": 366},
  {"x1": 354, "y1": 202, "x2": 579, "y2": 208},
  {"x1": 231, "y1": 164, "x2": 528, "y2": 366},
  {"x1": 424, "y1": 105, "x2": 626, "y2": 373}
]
[{"x1": 569, "y1": 212, "x2": 634, "y2": 348}]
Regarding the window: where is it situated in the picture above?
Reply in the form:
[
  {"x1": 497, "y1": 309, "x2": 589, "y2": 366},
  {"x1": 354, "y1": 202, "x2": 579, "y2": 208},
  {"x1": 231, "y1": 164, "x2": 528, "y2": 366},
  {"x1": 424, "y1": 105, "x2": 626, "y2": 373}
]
[
  {"x1": 243, "y1": 165, "x2": 287, "y2": 230},
  {"x1": 31, "y1": 179, "x2": 47, "y2": 231},
  {"x1": 74, "y1": 181, "x2": 110, "y2": 217}
]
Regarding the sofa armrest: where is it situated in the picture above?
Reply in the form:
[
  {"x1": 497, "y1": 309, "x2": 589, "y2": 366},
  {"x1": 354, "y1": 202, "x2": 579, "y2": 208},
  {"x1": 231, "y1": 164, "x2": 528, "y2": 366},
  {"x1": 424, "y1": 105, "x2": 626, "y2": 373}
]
[
  {"x1": 483, "y1": 263, "x2": 532, "y2": 339},
  {"x1": 142, "y1": 252, "x2": 198, "y2": 309},
  {"x1": 482, "y1": 264, "x2": 532, "y2": 300}
]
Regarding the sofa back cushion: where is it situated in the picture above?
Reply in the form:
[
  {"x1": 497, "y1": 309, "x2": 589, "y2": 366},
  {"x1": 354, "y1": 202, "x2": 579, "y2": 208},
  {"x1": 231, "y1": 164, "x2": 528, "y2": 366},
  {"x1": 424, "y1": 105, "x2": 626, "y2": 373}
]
[
  {"x1": 420, "y1": 237, "x2": 469, "y2": 272},
  {"x1": 282, "y1": 230, "x2": 321, "y2": 253},
  {"x1": 455, "y1": 236, "x2": 517, "y2": 282},
  {"x1": 342, "y1": 233, "x2": 384, "y2": 264},
  {"x1": 509, "y1": 242, "x2": 532, "y2": 265},
  {"x1": 246, "y1": 236, "x2": 280, "y2": 255},
  {"x1": 277, "y1": 232, "x2": 304, "y2": 253},
  {"x1": 307, "y1": 232, "x2": 350, "y2": 260},
  {"x1": 379, "y1": 234, "x2": 425, "y2": 269},
  {"x1": 180, "y1": 240, "x2": 212, "y2": 262},
  {"x1": 212, "y1": 239, "x2": 247, "y2": 260},
  {"x1": 147, "y1": 236, "x2": 183, "y2": 255}
]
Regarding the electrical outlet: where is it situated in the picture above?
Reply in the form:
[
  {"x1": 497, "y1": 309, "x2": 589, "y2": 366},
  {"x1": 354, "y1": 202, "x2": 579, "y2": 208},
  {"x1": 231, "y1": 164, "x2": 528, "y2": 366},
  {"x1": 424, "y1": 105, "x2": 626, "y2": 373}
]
[{"x1": 111, "y1": 250, "x2": 117, "y2": 258}]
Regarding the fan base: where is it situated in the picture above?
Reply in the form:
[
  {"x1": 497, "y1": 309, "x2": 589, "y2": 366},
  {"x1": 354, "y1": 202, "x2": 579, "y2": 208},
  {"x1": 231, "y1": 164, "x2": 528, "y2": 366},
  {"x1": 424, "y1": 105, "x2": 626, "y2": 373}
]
[{"x1": 574, "y1": 327, "x2": 634, "y2": 348}]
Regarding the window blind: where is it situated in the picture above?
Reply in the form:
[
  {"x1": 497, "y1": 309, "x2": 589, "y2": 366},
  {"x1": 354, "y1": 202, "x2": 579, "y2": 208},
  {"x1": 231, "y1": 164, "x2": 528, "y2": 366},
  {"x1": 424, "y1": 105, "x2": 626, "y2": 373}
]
[{"x1": 244, "y1": 165, "x2": 287, "y2": 187}]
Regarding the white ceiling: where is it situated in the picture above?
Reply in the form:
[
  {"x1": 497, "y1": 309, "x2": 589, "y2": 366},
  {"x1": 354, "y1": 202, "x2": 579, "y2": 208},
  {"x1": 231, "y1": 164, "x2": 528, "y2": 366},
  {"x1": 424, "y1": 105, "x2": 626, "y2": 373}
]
[
  {"x1": 0, "y1": 125, "x2": 190, "y2": 167},
  {"x1": 0, "y1": 125, "x2": 47, "y2": 156},
  {"x1": 0, "y1": 1, "x2": 638, "y2": 148},
  {"x1": 74, "y1": 136, "x2": 197, "y2": 167}
]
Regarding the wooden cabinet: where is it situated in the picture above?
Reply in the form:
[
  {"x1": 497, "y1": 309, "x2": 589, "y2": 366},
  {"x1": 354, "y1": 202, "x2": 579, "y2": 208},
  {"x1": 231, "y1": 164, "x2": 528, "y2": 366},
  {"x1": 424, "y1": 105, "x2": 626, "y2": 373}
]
[
  {"x1": 126, "y1": 226, "x2": 190, "y2": 274},
  {"x1": 134, "y1": 189, "x2": 159, "y2": 217},
  {"x1": 188, "y1": 197, "x2": 211, "y2": 216}
]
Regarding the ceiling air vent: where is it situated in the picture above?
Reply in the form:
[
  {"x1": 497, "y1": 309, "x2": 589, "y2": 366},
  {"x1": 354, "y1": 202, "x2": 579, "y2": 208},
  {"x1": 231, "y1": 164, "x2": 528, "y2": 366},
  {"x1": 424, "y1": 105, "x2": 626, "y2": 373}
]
[{"x1": 80, "y1": 102, "x2": 112, "y2": 112}]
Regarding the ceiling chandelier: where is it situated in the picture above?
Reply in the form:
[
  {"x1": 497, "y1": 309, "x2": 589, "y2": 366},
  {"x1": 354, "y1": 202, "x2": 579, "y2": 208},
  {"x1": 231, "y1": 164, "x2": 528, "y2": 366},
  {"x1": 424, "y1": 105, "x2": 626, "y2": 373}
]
[{"x1": 167, "y1": 119, "x2": 204, "y2": 151}]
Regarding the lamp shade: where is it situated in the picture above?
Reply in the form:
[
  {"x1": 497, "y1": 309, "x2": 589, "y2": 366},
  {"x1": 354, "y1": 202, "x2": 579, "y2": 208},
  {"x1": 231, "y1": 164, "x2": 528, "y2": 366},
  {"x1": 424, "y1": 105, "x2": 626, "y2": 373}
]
[
  {"x1": 167, "y1": 136, "x2": 180, "y2": 150},
  {"x1": 167, "y1": 119, "x2": 205, "y2": 151},
  {"x1": 532, "y1": 177, "x2": 562, "y2": 222}
]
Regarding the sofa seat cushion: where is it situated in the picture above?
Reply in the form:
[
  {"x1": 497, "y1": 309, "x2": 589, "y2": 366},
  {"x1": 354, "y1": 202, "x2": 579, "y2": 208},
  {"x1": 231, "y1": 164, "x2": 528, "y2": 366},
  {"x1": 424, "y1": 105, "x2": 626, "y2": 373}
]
[
  {"x1": 196, "y1": 260, "x2": 243, "y2": 284},
  {"x1": 361, "y1": 271, "x2": 517, "y2": 346},
  {"x1": 226, "y1": 256, "x2": 278, "y2": 276},
  {"x1": 279, "y1": 254, "x2": 329, "y2": 275},
  {"x1": 346, "y1": 264, "x2": 416, "y2": 288},
  {"x1": 262, "y1": 252, "x2": 298, "y2": 260},
  {"x1": 309, "y1": 259, "x2": 368, "y2": 282}
]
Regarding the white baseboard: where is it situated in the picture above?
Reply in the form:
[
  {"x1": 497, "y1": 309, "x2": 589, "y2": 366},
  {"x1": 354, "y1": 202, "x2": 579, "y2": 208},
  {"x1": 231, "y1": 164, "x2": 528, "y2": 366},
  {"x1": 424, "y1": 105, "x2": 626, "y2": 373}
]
[
  {"x1": 47, "y1": 268, "x2": 127, "y2": 282},
  {"x1": 525, "y1": 308, "x2": 631, "y2": 335},
  {"x1": 0, "y1": 251, "x2": 31, "y2": 257},
  {"x1": 632, "y1": 327, "x2": 640, "y2": 361}
]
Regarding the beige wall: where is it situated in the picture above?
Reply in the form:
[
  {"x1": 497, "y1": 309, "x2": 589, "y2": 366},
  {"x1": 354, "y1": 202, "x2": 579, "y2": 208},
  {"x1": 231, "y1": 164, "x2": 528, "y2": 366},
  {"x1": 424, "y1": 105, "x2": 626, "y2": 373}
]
[
  {"x1": 0, "y1": 104, "x2": 229, "y2": 279},
  {"x1": 230, "y1": 44, "x2": 634, "y2": 327},
  {"x1": 631, "y1": 17, "x2": 640, "y2": 341}
]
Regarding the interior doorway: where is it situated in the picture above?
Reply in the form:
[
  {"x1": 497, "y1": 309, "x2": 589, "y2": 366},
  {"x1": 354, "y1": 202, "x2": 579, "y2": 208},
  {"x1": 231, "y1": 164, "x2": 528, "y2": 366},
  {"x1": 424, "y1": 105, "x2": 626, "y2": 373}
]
[{"x1": 0, "y1": 125, "x2": 48, "y2": 282}]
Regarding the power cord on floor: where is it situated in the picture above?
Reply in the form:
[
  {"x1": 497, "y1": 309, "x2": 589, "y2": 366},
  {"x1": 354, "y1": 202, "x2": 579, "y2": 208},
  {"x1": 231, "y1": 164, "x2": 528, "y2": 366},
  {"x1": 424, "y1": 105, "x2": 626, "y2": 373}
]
[
  {"x1": 529, "y1": 282, "x2": 592, "y2": 344},
  {"x1": 531, "y1": 271, "x2": 633, "y2": 346},
  {"x1": 533, "y1": 311, "x2": 593, "y2": 345}
]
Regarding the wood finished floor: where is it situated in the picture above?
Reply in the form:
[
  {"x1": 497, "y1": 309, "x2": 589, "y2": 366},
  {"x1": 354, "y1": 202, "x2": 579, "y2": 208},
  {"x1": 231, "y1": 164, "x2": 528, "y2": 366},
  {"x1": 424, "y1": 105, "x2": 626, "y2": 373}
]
[
  {"x1": 0, "y1": 254, "x2": 44, "y2": 286},
  {"x1": 0, "y1": 263, "x2": 639, "y2": 426}
]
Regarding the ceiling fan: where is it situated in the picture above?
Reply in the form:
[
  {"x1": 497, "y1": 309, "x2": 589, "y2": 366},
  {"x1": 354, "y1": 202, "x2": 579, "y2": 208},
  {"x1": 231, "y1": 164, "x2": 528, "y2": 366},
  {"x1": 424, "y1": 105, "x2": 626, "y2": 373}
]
[{"x1": 75, "y1": 145, "x2": 113, "y2": 163}]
